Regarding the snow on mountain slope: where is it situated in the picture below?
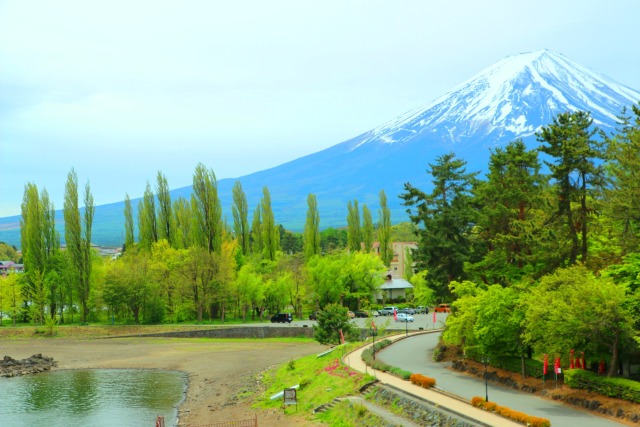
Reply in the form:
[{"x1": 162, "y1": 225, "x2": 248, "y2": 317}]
[{"x1": 351, "y1": 49, "x2": 640, "y2": 151}]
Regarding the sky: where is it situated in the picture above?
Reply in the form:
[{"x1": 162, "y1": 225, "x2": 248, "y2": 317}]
[{"x1": 2, "y1": 0, "x2": 639, "y2": 218}]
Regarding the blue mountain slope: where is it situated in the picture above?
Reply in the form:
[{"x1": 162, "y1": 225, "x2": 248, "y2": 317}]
[{"x1": 1, "y1": 50, "x2": 638, "y2": 248}]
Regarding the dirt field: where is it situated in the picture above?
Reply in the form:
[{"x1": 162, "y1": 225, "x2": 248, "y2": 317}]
[{"x1": 0, "y1": 335, "x2": 327, "y2": 426}]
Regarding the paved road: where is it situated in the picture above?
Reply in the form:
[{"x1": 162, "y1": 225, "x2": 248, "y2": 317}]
[{"x1": 376, "y1": 333, "x2": 626, "y2": 427}]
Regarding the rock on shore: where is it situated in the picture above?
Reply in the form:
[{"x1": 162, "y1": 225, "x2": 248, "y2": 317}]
[{"x1": 0, "y1": 353, "x2": 57, "y2": 377}]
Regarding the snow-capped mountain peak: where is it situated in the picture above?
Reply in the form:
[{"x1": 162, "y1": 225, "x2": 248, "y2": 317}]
[{"x1": 352, "y1": 49, "x2": 640, "y2": 151}]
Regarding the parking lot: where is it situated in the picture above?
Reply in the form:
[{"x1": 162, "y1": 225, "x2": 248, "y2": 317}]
[{"x1": 289, "y1": 311, "x2": 449, "y2": 333}]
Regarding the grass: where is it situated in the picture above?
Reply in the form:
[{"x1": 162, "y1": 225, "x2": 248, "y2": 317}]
[{"x1": 256, "y1": 342, "x2": 375, "y2": 419}]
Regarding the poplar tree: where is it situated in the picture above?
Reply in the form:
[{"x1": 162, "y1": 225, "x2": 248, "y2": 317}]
[
  {"x1": 63, "y1": 169, "x2": 94, "y2": 323},
  {"x1": 378, "y1": 190, "x2": 393, "y2": 266},
  {"x1": 138, "y1": 182, "x2": 157, "y2": 250},
  {"x1": 232, "y1": 181, "x2": 250, "y2": 255},
  {"x1": 156, "y1": 171, "x2": 174, "y2": 246},
  {"x1": 362, "y1": 204, "x2": 374, "y2": 253},
  {"x1": 347, "y1": 200, "x2": 361, "y2": 252},
  {"x1": 260, "y1": 186, "x2": 280, "y2": 261},
  {"x1": 20, "y1": 183, "x2": 46, "y2": 323},
  {"x1": 172, "y1": 197, "x2": 194, "y2": 249},
  {"x1": 251, "y1": 205, "x2": 262, "y2": 254},
  {"x1": 192, "y1": 163, "x2": 223, "y2": 254},
  {"x1": 303, "y1": 193, "x2": 321, "y2": 259},
  {"x1": 124, "y1": 194, "x2": 135, "y2": 250}
]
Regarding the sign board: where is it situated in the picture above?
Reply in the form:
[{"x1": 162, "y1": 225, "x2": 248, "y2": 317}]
[{"x1": 283, "y1": 388, "x2": 297, "y2": 407}]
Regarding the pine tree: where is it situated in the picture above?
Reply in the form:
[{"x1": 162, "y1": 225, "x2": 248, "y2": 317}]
[
  {"x1": 400, "y1": 153, "x2": 478, "y2": 298},
  {"x1": 537, "y1": 111, "x2": 605, "y2": 265}
]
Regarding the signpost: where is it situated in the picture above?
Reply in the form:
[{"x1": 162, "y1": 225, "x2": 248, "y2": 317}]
[{"x1": 283, "y1": 388, "x2": 297, "y2": 412}]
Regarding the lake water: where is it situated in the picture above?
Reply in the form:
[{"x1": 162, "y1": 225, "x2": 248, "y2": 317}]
[{"x1": 0, "y1": 369, "x2": 186, "y2": 427}]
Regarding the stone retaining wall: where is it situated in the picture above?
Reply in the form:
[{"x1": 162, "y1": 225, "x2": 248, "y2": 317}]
[
  {"x1": 133, "y1": 326, "x2": 315, "y2": 339},
  {"x1": 366, "y1": 385, "x2": 483, "y2": 427}
]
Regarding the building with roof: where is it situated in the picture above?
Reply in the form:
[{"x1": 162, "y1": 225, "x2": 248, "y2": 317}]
[{"x1": 375, "y1": 272, "x2": 414, "y2": 303}]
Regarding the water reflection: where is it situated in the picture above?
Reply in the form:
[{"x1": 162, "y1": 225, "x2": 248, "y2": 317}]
[{"x1": 0, "y1": 369, "x2": 186, "y2": 427}]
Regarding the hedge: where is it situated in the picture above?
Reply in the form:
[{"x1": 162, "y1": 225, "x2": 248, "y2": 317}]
[
  {"x1": 409, "y1": 373, "x2": 437, "y2": 388},
  {"x1": 564, "y1": 369, "x2": 640, "y2": 403},
  {"x1": 471, "y1": 396, "x2": 551, "y2": 427}
]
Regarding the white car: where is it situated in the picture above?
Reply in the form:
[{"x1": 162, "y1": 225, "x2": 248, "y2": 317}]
[{"x1": 395, "y1": 312, "x2": 414, "y2": 322}]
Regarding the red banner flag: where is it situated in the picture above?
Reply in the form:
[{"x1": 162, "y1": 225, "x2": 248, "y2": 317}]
[
  {"x1": 570, "y1": 349, "x2": 575, "y2": 369},
  {"x1": 393, "y1": 308, "x2": 398, "y2": 321},
  {"x1": 543, "y1": 354, "x2": 548, "y2": 375},
  {"x1": 371, "y1": 321, "x2": 376, "y2": 330},
  {"x1": 339, "y1": 329, "x2": 345, "y2": 344},
  {"x1": 432, "y1": 310, "x2": 436, "y2": 324},
  {"x1": 554, "y1": 356, "x2": 561, "y2": 374}
]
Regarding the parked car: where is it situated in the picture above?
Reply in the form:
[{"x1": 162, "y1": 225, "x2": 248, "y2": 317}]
[
  {"x1": 434, "y1": 304, "x2": 451, "y2": 313},
  {"x1": 416, "y1": 306, "x2": 429, "y2": 314},
  {"x1": 378, "y1": 306, "x2": 398, "y2": 316},
  {"x1": 308, "y1": 311, "x2": 318, "y2": 320},
  {"x1": 270, "y1": 313, "x2": 293, "y2": 323},
  {"x1": 372, "y1": 310, "x2": 380, "y2": 317},
  {"x1": 395, "y1": 312, "x2": 414, "y2": 322},
  {"x1": 354, "y1": 310, "x2": 368, "y2": 318},
  {"x1": 347, "y1": 310, "x2": 355, "y2": 319},
  {"x1": 398, "y1": 307, "x2": 415, "y2": 315}
]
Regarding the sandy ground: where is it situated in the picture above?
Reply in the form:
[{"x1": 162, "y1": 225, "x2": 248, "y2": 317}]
[{"x1": 1, "y1": 336, "x2": 327, "y2": 426}]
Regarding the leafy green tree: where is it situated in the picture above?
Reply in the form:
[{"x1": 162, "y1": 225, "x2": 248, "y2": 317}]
[
  {"x1": 307, "y1": 254, "x2": 345, "y2": 308},
  {"x1": 20, "y1": 183, "x2": 46, "y2": 323},
  {"x1": 537, "y1": 111, "x2": 605, "y2": 266},
  {"x1": 347, "y1": 200, "x2": 361, "y2": 252},
  {"x1": 63, "y1": 169, "x2": 94, "y2": 323},
  {"x1": 260, "y1": 187, "x2": 280, "y2": 261},
  {"x1": 313, "y1": 303, "x2": 357, "y2": 345},
  {"x1": 303, "y1": 194, "x2": 321, "y2": 259},
  {"x1": 235, "y1": 263, "x2": 264, "y2": 321},
  {"x1": 279, "y1": 226, "x2": 302, "y2": 254},
  {"x1": 104, "y1": 251, "x2": 151, "y2": 323},
  {"x1": 378, "y1": 190, "x2": 393, "y2": 266},
  {"x1": 401, "y1": 153, "x2": 478, "y2": 298},
  {"x1": 339, "y1": 252, "x2": 386, "y2": 309},
  {"x1": 409, "y1": 271, "x2": 434, "y2": 307},
  {"x1": 362, "y1": 204, "x2": 374, "y2": 253},
  {"x1": 156, "y1": 171, "x2": 174, "y2": 246},
  {"x1": 192, "y1": 163, "x2": 223, "y2": 254},
  {"x1": 0, "y1": 242, "x2": 20, "y2": 262},
  {"x1": 523, "y1": 266, "x2": 633, "y2": 377},
  {"x1": 123, "y1": 194, "x2": 135, "y2": 250},
  {"x1": 232, "y1": 181, "x2": 250, "y2": 255},
  {"x1": 320, "y1": 228, "x2": 347, "y2": 253}
]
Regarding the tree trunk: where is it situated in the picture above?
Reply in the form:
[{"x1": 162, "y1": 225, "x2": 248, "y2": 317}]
[{"x1": 608, "y1": 336, "x2": 619, "y2": 377}]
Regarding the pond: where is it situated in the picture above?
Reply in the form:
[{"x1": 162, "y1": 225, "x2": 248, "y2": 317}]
[{"x1": 0, "y1": 369, "x2": 186, "y2": 427}]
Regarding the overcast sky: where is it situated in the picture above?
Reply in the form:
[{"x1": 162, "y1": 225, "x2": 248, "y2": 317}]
[{"x1": 2, "y1": 0, "x2": 639, "y2": 217}]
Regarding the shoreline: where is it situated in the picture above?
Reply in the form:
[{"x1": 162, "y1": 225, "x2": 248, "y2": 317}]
[{"x1": 0, "y1": 336, "x2": 325, "y2": 426}]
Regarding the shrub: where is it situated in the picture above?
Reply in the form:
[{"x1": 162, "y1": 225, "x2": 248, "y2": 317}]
[
  {"x1": 409, "y1": 373, "x2": 436, "y2": 389},
  {"x1": 565, "y1": 368, "x2": 640, "y2": 403},
  {"x1": 471, "y1": 397, "x2": 550, "y2": 427}
]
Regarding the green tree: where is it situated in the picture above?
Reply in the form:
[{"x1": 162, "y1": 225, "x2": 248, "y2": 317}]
[
  {"x1": 156, "y1": 171, "x2": 174, "y2": 246},
  {"x1": 470, "y1": 140, "x2": 547, "y2": 285},
  {"x1": 192, "y1": 163, "x2": 223, "y2": 254},
  {"x1": 400, "y1": 153, "x2": 478, "y2": 298},
  {"x1": 232, "y1": 181, "x2": 250, "y2": 255},
  {"x1": 172, "y1": 197, "x2": 194, "y2": 249},
  {"x1": 378, "y1": 190, "x2": 393, "y2": 266},
  {"x1": 138, "y1": 182, "x2": 157, "y2": 250},
  {"x1": 347, "y1": 200, "x2": 361, "y2": 252},
  {"x1": 63, "y1": 169, "x2": 94, "y2": 323},
  {"x1": 313, "y1": 303, "x2": 357, "y2": 345},
  {"x1": 362, "y1": 204, "x2": 374, "y2": 253},
  {"x1": 250, "y1": 204, "x2": 263, "y2": 255},
  {"x1": 523, "y1": 266, "x2": 633, "y2": 377},
  {"x1": 604, "y1": 103, "x2": 640, "y2": 256},
  {"x1": 320, "y1": 228, "x2": 347, "y2": 253},
  {"x1": 537, "y1": 111, "x2": 605, "y2": 266},
  {"x1": 303, "y1": 194, "x2": 321, "y2": 259},
  {"x1": 123, "y1": 194, "x2": 135, "y2": 250},
  {"x1": 260, "y1": 187, "x2": 280, "y2": 261}
]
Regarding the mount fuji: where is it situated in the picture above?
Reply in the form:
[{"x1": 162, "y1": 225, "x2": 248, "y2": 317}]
[{"x1": 1, "y1": 49, "x2": 639, "y2": 247}]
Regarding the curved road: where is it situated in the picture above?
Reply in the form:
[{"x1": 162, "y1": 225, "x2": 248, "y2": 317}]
[{"x1": 376, "y1": 332, "x2": 627, "y2": 427}]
